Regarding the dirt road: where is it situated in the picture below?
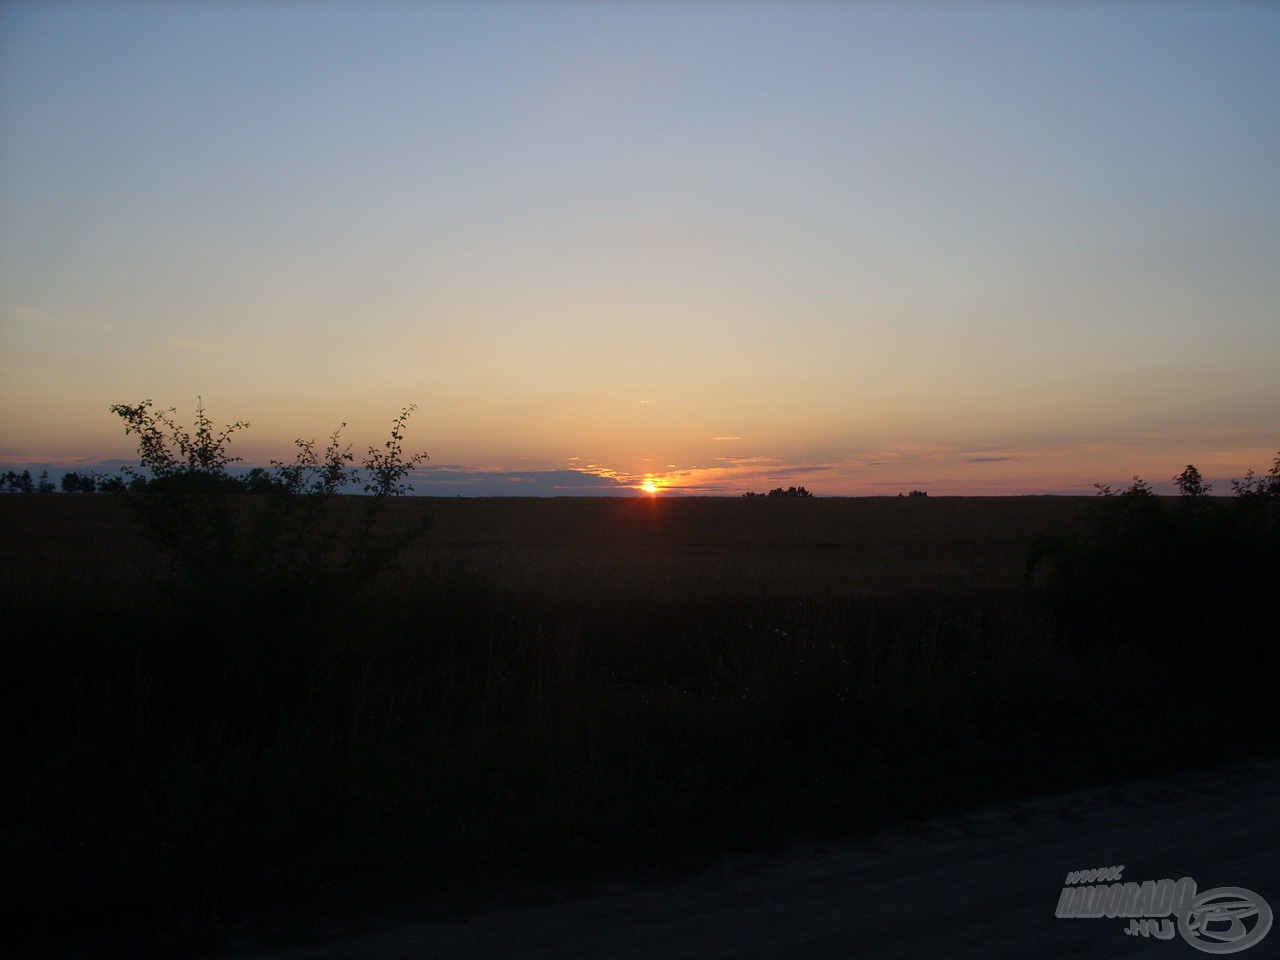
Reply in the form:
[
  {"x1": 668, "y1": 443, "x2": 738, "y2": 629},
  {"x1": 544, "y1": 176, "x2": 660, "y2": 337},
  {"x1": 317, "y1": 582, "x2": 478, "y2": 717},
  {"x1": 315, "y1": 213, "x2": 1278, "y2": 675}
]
[{"x1": 230, "y1": 760, "x2": 1279, "y2": 959}]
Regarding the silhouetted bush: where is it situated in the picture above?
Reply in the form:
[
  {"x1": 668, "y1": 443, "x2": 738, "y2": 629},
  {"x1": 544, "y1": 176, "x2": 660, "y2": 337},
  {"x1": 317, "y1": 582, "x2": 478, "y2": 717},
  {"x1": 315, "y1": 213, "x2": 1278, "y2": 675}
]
[
  {"x1": 1028, "y1": 454, "x2": 1279, "y2": 650},
  {"x1": 109, "y1": 398, "x2": 429, "y2": 618}
]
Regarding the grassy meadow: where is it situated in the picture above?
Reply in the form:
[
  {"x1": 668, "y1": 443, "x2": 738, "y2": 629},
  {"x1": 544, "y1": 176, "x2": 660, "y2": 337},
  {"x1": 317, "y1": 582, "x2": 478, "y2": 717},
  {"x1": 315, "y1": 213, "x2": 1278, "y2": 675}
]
[{"x1": 3, "y1": 493, "x2": 1276, "y2": 956}]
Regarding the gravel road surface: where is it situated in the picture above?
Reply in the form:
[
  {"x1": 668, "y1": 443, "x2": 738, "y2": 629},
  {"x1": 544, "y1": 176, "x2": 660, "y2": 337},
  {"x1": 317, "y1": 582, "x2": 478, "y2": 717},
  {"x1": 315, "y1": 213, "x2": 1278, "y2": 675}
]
[{"x1": 230, "y1": 760, "x2": 1279, "y2": 959}]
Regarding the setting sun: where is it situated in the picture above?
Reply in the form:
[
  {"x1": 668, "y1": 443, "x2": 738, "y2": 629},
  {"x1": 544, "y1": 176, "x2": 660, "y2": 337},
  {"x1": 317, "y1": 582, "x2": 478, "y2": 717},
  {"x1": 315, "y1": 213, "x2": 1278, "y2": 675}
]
[{"x1": 639, "y1": 479, "x2": 660, "y2": 495}]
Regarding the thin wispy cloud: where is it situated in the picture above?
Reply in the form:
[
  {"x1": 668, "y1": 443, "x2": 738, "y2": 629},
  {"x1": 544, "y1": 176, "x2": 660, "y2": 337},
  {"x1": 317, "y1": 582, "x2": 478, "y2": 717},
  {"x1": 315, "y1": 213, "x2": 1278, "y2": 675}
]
[
  {"x1": 167, "y1": 337, "x2": 217, "y2": 351},
  {"x1": 650, "y1": 457, "x2": 835, "y2": 495},
  {"x1": 410, "y1": 465, "x2": 636, "y2": 496}
]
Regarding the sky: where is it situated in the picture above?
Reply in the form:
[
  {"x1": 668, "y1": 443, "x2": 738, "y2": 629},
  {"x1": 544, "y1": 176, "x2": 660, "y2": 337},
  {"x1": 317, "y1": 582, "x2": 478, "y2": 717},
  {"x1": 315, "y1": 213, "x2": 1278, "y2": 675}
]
[{"x1": 1, "y1": 1, "x2": 1277, "y2": 496}]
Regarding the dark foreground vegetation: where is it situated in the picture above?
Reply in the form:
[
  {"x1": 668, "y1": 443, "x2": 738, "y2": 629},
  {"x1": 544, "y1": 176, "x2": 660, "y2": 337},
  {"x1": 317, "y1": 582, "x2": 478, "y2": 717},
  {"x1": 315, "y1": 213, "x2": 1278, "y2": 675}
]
[{"x1": 3, "y1": 415, "x2": 1277, "y2": 957}]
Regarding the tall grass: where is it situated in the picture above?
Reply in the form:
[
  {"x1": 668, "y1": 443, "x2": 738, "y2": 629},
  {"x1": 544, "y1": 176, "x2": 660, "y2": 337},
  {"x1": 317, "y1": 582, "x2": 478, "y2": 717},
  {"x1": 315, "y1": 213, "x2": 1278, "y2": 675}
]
[{"x1": 2, "y1": 495, "x2": 1275, "y2": 957}]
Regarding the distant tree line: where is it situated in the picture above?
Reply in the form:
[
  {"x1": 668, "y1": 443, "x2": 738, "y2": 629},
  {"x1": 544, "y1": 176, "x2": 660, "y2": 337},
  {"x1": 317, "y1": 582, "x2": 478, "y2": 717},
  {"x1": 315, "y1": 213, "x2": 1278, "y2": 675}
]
[
  {"x1": 1, "y1": 469, "x2": 58, "y2": 494},
  {"x1": 0, "y1": 467, "x2": 297, "y2": 495},
  {"x1": 743, "y1": 486, "x2": 813, "y2": 498}
]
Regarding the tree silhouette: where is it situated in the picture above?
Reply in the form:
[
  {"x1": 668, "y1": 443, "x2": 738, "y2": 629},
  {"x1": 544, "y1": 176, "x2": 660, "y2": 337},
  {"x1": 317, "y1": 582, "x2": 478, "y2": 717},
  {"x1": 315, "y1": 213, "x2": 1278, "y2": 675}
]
[
  {"x1": 1173, "y1": 464, "x2": 1210, "y2": 497},
  {"x1": 744, "y1": 486, "x2": 813, "y2": 498}
]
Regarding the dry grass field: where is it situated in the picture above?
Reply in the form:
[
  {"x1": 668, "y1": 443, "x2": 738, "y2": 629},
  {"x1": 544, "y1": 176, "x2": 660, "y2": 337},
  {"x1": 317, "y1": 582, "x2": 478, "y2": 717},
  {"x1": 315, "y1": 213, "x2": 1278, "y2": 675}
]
[
  {"x1": 411, "y1": 494, "x2": 1093, "y2": 593},
  {"x1": 4, "y1": 492, "x2": 1089, "y2": 595},
  {"x1": 2, "y1": 493, "x2": 1274, "y2": 957}
]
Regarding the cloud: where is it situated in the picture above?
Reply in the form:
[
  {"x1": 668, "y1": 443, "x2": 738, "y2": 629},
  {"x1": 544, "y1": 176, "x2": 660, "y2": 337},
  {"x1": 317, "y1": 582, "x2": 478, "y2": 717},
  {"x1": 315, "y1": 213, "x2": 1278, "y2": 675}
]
[
  {"x1": 712, "y1": 436, "x2": 742, "y2": 441},
  {"x1": 776, "y1": 465, "x2": 833, "y2": 476},
  {"x1": 846, "y1": 447, "x2": 1021, "y2": 469},
  {"x1": 409, "y1": 465, "x2": 638, "y2": 497},
  {"x1": 0, "y1": 455, "x2": 135, "y2": 471},
  {"x1": 650, "y1": 457, "x2": 836, "y2": 496}
]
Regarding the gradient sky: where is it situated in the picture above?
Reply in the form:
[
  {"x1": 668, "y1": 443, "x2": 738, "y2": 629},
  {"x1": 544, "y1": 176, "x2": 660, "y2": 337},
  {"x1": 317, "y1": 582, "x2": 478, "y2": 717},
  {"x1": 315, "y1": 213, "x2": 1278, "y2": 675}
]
[{"x1": 2, "y1": 1, "x2": 1277, "y2": 495}]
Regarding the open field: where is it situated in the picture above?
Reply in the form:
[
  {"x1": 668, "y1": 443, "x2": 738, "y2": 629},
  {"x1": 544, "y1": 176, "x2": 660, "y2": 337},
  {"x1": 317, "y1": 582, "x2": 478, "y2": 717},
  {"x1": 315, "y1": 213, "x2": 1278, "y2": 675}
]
[
  {"x1": 2, "y1": 494, "x2": 1275, "y2": 957},
  {"x1": 4, "y1": 493, "x2": 1091, "y2": 597}
]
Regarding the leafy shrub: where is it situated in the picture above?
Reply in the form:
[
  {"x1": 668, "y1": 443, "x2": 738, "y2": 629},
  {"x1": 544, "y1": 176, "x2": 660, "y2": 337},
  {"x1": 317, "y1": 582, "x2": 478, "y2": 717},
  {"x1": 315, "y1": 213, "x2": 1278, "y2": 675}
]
[
  {"x1": 108, "y1": 398, "x2": 429, "y2": 618},
  {"x1": 1028, "y1": 454, "x2": 1279, "y2": 648},
  {"x1": 1231, "y1": 455, "x2": 1280, "y2": 499}
]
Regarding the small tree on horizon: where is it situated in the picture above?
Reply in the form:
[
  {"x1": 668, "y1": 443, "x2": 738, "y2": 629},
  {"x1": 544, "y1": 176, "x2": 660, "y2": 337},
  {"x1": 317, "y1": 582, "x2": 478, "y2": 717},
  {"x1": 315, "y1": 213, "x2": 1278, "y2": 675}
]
[{"x1": 1173, "y1": 464, "x2": 1210, "y2": 497}]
